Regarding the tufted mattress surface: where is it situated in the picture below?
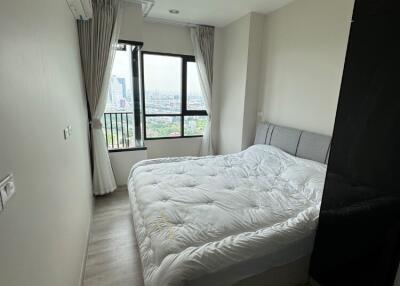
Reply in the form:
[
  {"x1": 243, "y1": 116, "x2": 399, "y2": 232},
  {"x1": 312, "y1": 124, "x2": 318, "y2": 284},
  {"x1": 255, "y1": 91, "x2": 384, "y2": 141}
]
[{"x1": 128, "y1": 145, "x2": 327, "y2": 286}]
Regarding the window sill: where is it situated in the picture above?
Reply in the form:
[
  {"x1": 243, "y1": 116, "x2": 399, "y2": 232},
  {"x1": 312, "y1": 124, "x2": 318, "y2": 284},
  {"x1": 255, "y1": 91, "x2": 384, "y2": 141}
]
[
  {"x1": 108, "y1": 146, "x2": 147, "y2": 153},
  {"x1": 144, "y1": 135, "x2": 203, "y2": 141}
]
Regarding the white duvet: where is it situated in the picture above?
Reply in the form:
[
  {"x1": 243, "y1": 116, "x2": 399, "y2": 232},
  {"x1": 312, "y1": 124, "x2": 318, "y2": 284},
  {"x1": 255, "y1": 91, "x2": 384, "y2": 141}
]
[{"x1": 128, "y1": 145, "x2": 327, "y2": 286}]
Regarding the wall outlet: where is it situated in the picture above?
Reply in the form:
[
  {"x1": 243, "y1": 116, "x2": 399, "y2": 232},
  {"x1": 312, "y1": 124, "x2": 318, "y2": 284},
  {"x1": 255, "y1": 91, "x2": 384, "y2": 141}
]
[
  {"x1": 0, "y1": 174, "x2": 15, "y2": 209},
  {"x1": 68, "y1": 125, "x2": 72, "y2": 136}
]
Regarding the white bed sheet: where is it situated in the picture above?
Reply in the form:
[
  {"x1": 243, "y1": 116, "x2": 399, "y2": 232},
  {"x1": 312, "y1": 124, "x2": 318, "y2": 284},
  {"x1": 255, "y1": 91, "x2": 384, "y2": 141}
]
[{"x1": 128, "y1": 145, "x2": 327, "y2": 286}]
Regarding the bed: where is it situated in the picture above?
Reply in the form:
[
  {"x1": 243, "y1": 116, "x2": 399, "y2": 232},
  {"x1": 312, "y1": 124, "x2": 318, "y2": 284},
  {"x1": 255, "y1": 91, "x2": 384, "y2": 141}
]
[{"x1": 128, "y1": 123, "x2": 331, "y2": 286}]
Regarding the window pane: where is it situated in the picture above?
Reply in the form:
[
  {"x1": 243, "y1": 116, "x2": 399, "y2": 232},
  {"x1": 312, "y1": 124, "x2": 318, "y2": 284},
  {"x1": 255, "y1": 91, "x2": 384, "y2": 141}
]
[
  {"x1": 144, "y1": 54, "x2": 182, "y2": 114},
  {"x1": 146, "y1": 116, "x2": 181, "y2": 138},
  {"x1": 187, "y1": 62, "x2": 206, "y2": 111},
  {"x1": 106, "y1": 45, "x2": 134, "y2": 113},
  {"x1": 184, "y1": 116, "x2": 208, "y2": 136},
  {"x1": 103, "y1": 44, "x2": 137, "y2": 149}
]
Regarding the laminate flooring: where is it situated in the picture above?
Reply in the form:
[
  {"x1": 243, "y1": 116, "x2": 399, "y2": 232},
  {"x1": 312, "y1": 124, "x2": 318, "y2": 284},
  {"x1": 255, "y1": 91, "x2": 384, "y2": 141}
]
[{"x1": 83, "y1": 188, "x2": 144, "y2": 286}]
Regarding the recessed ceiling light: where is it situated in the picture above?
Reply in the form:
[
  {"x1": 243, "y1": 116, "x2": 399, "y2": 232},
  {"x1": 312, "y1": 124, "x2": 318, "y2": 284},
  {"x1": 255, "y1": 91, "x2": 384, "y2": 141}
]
[{"x1": 169, "y1": 9, "x2": 180, "y2": 14}]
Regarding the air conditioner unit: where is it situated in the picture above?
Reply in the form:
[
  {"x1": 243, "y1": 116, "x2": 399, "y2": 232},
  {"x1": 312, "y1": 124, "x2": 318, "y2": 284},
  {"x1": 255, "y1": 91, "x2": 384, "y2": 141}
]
[{"x1": 66, "y1": 0, "x2": 93, "y2": 20}]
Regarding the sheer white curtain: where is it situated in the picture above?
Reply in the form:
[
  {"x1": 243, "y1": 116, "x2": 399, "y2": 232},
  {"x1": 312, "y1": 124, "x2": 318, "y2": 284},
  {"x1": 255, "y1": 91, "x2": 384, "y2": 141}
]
[
  {"x1": 190, "y1": 26, "x2": 215, "y2": 156},
  {"x1": 77, "y1": 0, "x2": 122, "y2": 195}
]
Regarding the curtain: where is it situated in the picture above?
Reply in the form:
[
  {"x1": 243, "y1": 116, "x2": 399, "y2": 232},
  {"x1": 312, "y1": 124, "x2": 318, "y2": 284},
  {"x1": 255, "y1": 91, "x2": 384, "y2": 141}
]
[
  {"x1": 190, "y1": 26, "x2": 215, "y2": 156},
  {"x1": 77, "y1": 0, "x2": 122, "y2": 195}
]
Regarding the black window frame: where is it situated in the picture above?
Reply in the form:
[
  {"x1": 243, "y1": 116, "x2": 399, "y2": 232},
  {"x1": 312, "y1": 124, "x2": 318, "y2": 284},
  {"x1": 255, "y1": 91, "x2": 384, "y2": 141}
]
[{"x1": 141, "y1": 51, "x2": 208, "y2": 140}]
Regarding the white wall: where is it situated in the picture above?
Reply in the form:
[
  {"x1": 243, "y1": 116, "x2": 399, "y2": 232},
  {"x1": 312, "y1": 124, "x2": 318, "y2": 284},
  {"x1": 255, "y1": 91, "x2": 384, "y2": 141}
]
[
  {"x1": 211, "y1": 28, "x2": 223, "y2": 153},
  {"x1": 213, "y1": 0, "x2": 354, "y2": 155},
  {"x1": 213, "y1": 15, "x2": 250, "y2": 154},
  {"x1": 146, "y1": 137, "x2": 202, "y2": 159},
  {"x1": 0, "y1": 0, "x2": 93, "y2": 285},
  {"x1": 142, "y1": 21, "x2": 194, "y2": 55},
  {"x1": 258, "y1": 0, "x2": 355, "y2": 135},
  {"x1": 110, "y1": 150, "x2": 148, "y2": 186},
  {"x1": 241, "y1": 13, "x2": 265, "y2": 149},
  {"x1": 120, "y1": 2, "x2": 143, "y2": 42},
  {"x1": 213, "y1": 13, "x2": 264, "y2": 155}
]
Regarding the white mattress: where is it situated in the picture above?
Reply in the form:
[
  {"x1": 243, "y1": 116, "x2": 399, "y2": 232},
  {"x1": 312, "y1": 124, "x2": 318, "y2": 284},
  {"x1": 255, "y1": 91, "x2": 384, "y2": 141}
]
[{"x1": 128, "y1": 145, "x2": 327, "y2": 286}]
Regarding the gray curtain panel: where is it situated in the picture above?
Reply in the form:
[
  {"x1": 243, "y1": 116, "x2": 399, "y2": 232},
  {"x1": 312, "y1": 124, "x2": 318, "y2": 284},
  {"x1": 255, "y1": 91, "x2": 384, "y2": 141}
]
[
  {"x1": 190, "y1": 25, "x2": 215, "y2": 155},
  {"x1": 77, "y1": 0, "x2": 121, "y2": 195}
]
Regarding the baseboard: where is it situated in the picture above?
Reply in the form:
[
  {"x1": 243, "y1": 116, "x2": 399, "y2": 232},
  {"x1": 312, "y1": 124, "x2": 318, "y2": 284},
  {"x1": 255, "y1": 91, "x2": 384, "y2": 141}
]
[{"x1": 79, "y1": 197, "x2": 94, "y2": 286}]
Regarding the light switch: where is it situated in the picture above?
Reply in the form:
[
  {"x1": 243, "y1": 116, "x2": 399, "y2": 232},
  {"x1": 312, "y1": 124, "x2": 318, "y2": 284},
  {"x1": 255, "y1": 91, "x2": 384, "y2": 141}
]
[
  {"x1": 64, "y1": 126, "x2": 72, "y2": 140},
  {"x1": 0, "y1": 174, "x2": 15, "y2": 209},
  {"x1": 64, "y1": 128, "x2": 69, "y2": 140}
]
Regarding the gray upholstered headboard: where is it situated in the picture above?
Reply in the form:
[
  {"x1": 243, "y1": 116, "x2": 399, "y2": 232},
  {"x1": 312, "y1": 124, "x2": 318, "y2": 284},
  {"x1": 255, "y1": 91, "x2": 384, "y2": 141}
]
[{"x1": 254, "y1": 122, "x2": 331, "y2": 164}]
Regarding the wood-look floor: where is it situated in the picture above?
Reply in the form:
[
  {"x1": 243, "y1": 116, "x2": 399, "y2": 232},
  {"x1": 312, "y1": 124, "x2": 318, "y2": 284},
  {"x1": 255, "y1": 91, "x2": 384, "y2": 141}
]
[
  {"x1": 83, "y1": 188, "x2": 144, "y2": 286},
  {"x1": 82, "y1": 188, "x2": 313, "y2": 286}
]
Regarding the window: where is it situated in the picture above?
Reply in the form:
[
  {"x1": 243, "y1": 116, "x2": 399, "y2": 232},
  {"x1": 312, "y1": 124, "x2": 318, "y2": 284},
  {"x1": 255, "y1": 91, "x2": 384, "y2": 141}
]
[
  {"x1": 103, "y1": 41, "x2": 144, "y2": 151},
  {"x1": 142, "y1": 52, "x2": 208, "y2": 139}
]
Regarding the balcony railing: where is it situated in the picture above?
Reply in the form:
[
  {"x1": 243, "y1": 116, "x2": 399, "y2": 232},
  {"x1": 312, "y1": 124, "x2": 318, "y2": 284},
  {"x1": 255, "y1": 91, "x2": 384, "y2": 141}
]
[{"x1": 103, "y1": 112, "x2": 135, "y2": 150}]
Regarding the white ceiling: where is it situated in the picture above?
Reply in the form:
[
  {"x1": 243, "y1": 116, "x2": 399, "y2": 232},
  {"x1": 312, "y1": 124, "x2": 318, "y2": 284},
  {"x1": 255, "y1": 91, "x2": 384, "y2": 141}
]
[{"x1": 145, "y1": 0, "x2": 296, "y2": 27}]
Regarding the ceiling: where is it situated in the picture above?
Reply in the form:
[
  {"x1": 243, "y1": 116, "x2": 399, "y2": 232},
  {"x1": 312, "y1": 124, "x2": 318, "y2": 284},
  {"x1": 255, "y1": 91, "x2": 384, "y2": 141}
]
[{"x1": 143, "y1": 0, "x2": 296, "y2": 27}]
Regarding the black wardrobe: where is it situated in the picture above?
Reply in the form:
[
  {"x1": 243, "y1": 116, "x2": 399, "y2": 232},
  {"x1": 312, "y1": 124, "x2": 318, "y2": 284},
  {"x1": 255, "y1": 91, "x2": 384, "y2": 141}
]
[{"x1": 310, "y1": 0, "x2": 400, "y2": 285}]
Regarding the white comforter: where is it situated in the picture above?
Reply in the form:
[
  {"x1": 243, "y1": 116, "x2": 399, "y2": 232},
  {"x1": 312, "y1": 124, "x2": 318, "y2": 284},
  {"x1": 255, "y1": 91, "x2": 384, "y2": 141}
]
[{"x1": 128, "y1": 145, "x2": 327, "y2": 286}]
